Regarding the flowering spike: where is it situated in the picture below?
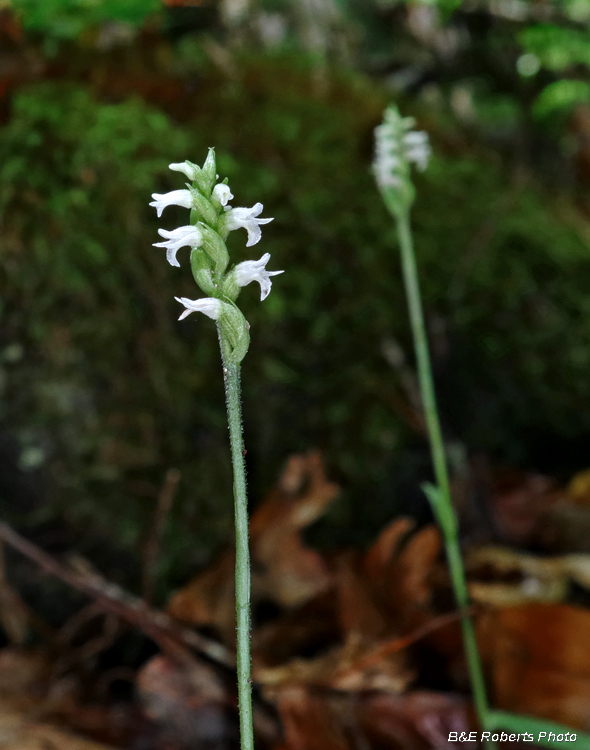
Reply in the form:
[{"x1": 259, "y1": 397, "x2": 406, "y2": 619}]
[
  {"x1": 373, "y1": 105, "x2": 431, "y2": 216},
  {"x1": 151, "y1": 150, "x2": 281, "y2": 363}
]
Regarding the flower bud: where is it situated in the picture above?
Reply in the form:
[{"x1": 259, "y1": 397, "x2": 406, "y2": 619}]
[{"x1": 198, "y1": 148, "x2": 217, "y2": 195}]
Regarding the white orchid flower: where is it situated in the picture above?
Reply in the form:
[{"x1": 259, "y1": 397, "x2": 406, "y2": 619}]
[
  {"x1": 153, "y1": 225, "x2": 203, "y2": 267},
  {"x1": 150, "y1": 189, "x2": 194, "y2": 218},
  {"x1": 168, "y1": 161, "x2": 200, "y2": 181},
  {"x1": 373, "y1": 108, "x2": 431, "y2": 193},
  {"x1": 212, "y1": 183, "x2": 234, "y2": 207},
  {"x1": 234, "y1": 253, "x2": 284, "y2": 301},
  {"x1": 223, "y1": 202, "x2": 273, "y2": 247},
  {"x1": 403, "y1": 131, "x2": 431, "y2": 171},
  {"x1": 174, "y1": 297, "x2": 224, "y2": 321}
]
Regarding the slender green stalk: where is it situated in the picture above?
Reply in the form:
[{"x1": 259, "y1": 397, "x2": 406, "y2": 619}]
[
  {"x1": 375, "y1": 105, "x2": 590, "y2": 743},
  {"x1": 396, "y1": 212, "x2": 489, "y2": 723},
  {"x1": 220, "y1": 335, "x2": 254, "y2": 750}
]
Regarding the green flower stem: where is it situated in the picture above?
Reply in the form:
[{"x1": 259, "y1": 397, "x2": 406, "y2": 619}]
[
  {"x1": 395, "y1": 212, "x2": 489, "y2": 724},
  {"x1": 395, "y1": 211, "x2": 590, "y2": 744},
  {"x1": 219, "y1": 333, "x2": 254, "y2": 750}
]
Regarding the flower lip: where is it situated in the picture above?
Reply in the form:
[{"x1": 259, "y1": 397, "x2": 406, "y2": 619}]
[
  {"x1": 213, "y1": 183, "x2": 234, "y2": 207},
  {"x1": 153, "y1": 225, "x2": 203, "y2": 267},
  {"x1": 223, "y1": 202, "x2": 273, "y2": 247},
  {"x1": 150, "y1": 189, "x2": 194, "y2": 218},
  {"x1": 234, "y1": 252, "x2": 284, "y2": 301},
  {"x1": 174, "y1": 296, "x2": 223, "y2": 321}
]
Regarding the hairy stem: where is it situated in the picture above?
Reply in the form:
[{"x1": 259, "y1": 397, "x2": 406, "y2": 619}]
[
  {"x1": 395, "y1": 212, "x2": 489, "y2": 723},
  {"x1": 220, "y1": 334, "x2": 254, "y2": 750}
]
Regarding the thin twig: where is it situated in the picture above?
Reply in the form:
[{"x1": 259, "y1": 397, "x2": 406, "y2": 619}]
[
  {"x1": 351, "y1": 606, "x2": 477, "y2": 673},
  {"x1": 0, "y1": 521, "x2": 234, "y2": 669}
]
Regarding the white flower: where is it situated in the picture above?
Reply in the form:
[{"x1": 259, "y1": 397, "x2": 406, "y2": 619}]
[
  {"x1": 153, "y1": 225, "x2": 203, "y2": 267},
  {"x1": 223, "y1": 202, "x2": 273, "y2": 247},
  {"x1": 234, "y1": 253, "x2": 284, "y2": 301},
  {"x1": 403, "y1": 131, "x2": 430, "y2": 171},
  {"x1": 212, "y1": 183, "x2": 234, "y2": 207},
  {"x1": 373, "y1": 107, "x2": 431, "y2": 192},
  {"x1": 169, "y1": 162, "x2": 199, "y2": 181},
  {"x1": 174, "y1": 297, "x2": 223, "y2": 321},
  {"x1": 149, "y1": 189, "x2": 193, "y2": 218}
]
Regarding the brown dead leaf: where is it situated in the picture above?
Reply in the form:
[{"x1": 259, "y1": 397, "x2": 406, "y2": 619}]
[
  {"x1": 0, "y1": 708, "x2": 118, "y2": 750},
  {"x1": 167, "y1": 552, "x2": 235, "y2": 642},
  {"x1": 250, "y1": 452, "x2": 338, "y2": 608},
  {"x1": 256, "y1": 631, "x2": 412, "y2": 694},
  {"x1": 479, "y1": 603, "x2": 590, "y2": 729},
  {"x1": 0, "y1": 649, "x2": 116, "y2": 750},
  {"x1": 356, "y1": 690, "x2": 473, "y2": 750},
  {"x1": 367, "y1": 522, "x2": 442, "y2": 628},
  {"x1": 334, "y1": 552, "x2": 388, "y2": 641},
  {"x1": 466, "y1": 546, "x2": 590, "y2": 605},
  {"x1": 363, "y1": 517, "x2": 414, "y2": 584},
  {"x1": 491, "y1": 470, "x2": 562, "y2": 546},
  {"x1": 272, "y1": 687, "x2": 350, "y2": 750},
  {"x1": 137, "y1": 655, "x2": 280, "y2": 748},
  {"x1": 137, "y1": 654, "x2": 238, "y2": 748},
  {"x1": 393, "y1": 525, "x2": 442, "y2": 613},
  {"x1": 567, "y1": 468, "x2": 590, "y2": 506},
  {"x1": 168, "y1": 452, "x2": 338, "y2": 640},
  {"x1": 252, "y1": 590, "x2": 340, "y2": 668}
]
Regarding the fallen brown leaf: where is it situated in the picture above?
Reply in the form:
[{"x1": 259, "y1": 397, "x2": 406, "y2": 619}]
[
  {"x1": 250, "y1": 452, "x2": 338, "y2": 608},
  {"x1": 271, "y1": 687, "x2": 350, "y2": 750},
  {"x1": 479, "y1": 603, "x2": 590, "y2": 729},
  {"x1": 356, "y1": 690, "x2": 474, "y2": 750},
  {"x1": 168, "y1": 452, "x2": 338, "y2": 641}
]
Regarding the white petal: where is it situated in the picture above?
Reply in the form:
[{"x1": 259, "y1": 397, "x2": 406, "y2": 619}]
[
  {"x1": 169, "y1": 162, "x2": 199, "y2": 181},
  {"x1": 212, "y1": 183, "x2": 234, "y2": 207},
  {"x1": 234, "y1": 253, "x2": 284, "y2": 300},
  {"x1": 174, "y1": 297, "x2": 223, "y2": 321},
  {"x1": 149, "y1": 189, "x2": 193, "y2": 218},
  {"x1": 224, "y1": 202, "x2": 273, "y2": 247},
  {"x1": 153, "y1": 225, "x2": 203, "y2": 267},
  {"x1": 403, "y1": 131, "x2": 428, "y2": 147}
]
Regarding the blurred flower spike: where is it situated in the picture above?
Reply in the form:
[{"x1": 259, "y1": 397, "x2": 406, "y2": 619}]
[
  {"x1": 373, "y1": 105, "x2": 431, "y2": 216},
  {"x1": 151, "y1": 150, "x2": 282, "y2": 364}
]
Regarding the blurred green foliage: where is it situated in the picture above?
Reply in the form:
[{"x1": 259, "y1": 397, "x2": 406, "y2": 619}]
[{"x1": 9, "y1": 0, "x2": 160, "y2": 41}]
